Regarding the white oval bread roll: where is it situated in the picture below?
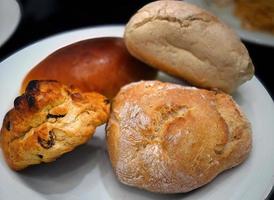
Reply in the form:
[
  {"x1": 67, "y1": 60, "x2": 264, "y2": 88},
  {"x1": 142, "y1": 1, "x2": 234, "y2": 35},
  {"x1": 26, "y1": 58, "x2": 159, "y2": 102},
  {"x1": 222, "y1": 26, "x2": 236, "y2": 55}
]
[
  {"x1": 124, "y1": 0, "x2": 254, "y2": 93},
  {"x1": 106, "y1": 80, "x2": 252, "y2": 193}
]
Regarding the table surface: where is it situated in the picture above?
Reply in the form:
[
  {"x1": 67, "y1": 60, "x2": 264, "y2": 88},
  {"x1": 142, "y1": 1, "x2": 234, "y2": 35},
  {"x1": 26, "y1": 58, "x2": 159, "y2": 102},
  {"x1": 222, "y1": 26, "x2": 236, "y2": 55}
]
[{"x1": 0, "y1": 0, "x2": 273, "y2": 199}]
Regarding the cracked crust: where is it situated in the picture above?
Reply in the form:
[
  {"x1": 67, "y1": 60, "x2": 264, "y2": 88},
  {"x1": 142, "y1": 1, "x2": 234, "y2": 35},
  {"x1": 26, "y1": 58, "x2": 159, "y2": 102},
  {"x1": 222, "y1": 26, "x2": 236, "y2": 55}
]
[
  {"x1": 124, "y1": 0, "x2": 254, "y2": 93},
  {"x1": 0, "y1": 80, "x2": 110, "y2": 170},
  {"x1": 106, "y1": 80, "x2": 252, "y2": 193}
]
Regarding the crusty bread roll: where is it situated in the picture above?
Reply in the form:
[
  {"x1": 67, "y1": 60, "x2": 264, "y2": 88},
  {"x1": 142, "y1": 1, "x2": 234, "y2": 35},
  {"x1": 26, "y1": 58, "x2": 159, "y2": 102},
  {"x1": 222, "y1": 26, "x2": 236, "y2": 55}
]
[
  {"x1": 106, "y1": 80, "x2": 252, "y2": 193},
  {"x1": 1, "y1": 80, "x2": 109, "y2": 170},
  {"x1": 21, "y1": 37, "x2": 157, "y2": 99},
  {"x1": 124, "y1": 0, "x2": 254, "y2": 93}
]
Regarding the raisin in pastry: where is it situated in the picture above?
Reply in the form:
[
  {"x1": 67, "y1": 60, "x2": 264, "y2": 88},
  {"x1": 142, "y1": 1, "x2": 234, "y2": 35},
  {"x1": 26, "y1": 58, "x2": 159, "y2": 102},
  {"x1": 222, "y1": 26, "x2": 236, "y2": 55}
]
[{"x1": 0, "y1": 80, "x2": 110, "y2": 170}]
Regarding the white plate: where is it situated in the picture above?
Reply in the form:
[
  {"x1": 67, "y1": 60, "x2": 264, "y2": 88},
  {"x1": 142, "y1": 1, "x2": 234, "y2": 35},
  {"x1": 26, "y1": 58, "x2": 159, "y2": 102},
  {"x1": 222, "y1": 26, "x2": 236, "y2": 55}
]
[
  {"x1": 0, "y1": 0, "x2": 21, "y2": 47},
  {"x1": 185, "y1": 0, "x2": 274, "y2": 46},
  {"x1": 0, "y1": 25, "x2": 274, "y2": 200}
]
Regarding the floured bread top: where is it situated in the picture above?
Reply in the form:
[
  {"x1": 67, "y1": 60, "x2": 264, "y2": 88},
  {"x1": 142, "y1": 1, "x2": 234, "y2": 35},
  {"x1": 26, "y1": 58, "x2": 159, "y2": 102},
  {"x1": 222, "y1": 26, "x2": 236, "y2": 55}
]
[{"x1": 106, "y1": 80, "x2": 252, "y2": 193}]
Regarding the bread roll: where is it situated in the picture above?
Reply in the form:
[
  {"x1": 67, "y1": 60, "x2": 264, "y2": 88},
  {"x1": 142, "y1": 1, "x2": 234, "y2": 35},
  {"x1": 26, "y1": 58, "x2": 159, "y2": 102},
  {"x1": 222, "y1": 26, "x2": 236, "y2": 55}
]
[
  {"x1": 106, "y1": 80, "x2": 252, "y2": 193},
  {"x1": 1, "y1": 80, "x2": 109, "y2": 170},
  {"x1": 21, "y1": 37, "x2": 157, "y2": 99},
  {"x1": 124, "y1": 0, "x2": 254, "y2": 93}
]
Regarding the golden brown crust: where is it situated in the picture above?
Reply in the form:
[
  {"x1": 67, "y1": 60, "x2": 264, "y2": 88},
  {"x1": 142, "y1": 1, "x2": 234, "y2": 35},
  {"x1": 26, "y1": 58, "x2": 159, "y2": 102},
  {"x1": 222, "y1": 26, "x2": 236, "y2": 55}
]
[
  {"x1": 106, "y1": 80, "x2": 252, "y2": 193},
  {"x1": 21, "y1": 37, "x2": 157, "y2": 99},
  {"x1": 0, "y1": 80, "x2": 110, "y2": 170}
]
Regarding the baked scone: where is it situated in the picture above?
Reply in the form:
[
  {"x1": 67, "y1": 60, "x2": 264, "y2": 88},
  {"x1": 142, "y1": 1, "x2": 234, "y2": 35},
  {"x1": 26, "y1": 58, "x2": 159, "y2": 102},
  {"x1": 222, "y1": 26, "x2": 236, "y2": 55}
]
[
  {"x1": 106, "y1": 80, "x2": 252, "y2": 193},
  {"x1": 0, "y1": 80, "x2": 110, "y2": 170},
  {"x1": 124, "y1": 0, "x2": 254, "y2": 93}
]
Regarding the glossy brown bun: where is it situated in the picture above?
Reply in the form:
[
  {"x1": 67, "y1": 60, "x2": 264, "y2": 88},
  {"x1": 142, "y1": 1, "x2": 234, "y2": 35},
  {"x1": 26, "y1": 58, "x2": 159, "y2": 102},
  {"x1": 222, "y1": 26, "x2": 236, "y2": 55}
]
[{"x1": 21, "y1": 37, "x2": 157, "y2": 98}]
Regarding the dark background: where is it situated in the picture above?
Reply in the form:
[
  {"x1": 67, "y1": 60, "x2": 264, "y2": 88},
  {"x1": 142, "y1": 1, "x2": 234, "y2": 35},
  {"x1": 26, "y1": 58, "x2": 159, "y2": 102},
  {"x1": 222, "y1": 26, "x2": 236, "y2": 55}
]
[{"x1": 0, "y1": 0, "x2": 273, "y2": 198}]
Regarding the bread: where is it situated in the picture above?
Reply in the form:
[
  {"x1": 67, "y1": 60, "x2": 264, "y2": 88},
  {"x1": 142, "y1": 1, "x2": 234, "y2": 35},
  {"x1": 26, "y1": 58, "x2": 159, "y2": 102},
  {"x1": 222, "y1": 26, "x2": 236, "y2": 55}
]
[
  {"x1": 21, "y1": 37, "x2": 157, "y2": 99},
  {"x1": 106, "y1": 80, "x2": 252, "y2": 193},
  {"x1": 124, "y1": 0, "x2": 254, "y2": 93},
  {"x1": 0, "y1": 80, "x2": 110, "y2": 170}
]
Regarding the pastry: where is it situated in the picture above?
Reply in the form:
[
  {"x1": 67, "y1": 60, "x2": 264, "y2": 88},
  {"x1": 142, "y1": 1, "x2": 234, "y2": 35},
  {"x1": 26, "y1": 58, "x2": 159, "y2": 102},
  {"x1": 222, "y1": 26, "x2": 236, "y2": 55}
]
[{"x1": 0, "y1": 80, "x2": 109, "y2": 170}]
